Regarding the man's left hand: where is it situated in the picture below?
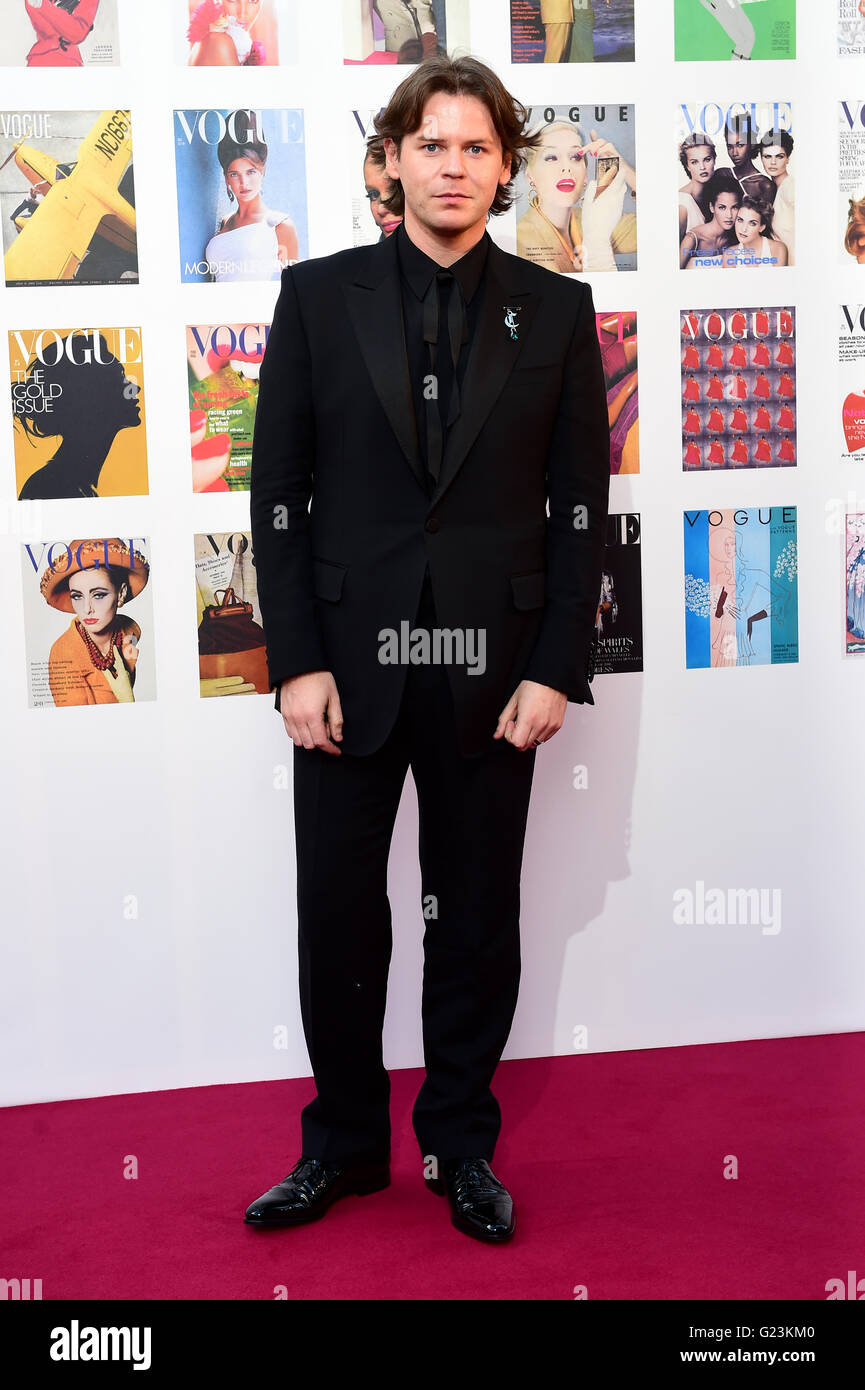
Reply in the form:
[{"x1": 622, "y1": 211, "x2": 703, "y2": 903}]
[{"x1": 493, "y1": 680, "x2": 567, "y2": 751}]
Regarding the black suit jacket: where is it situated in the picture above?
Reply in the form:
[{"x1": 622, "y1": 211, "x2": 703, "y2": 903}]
[{"x1": 249, "y1": 226, "x2": 610, "y2": 758}]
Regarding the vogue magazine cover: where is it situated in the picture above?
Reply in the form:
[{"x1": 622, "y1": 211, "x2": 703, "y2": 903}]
[
  {"x1": 343, "y1": 0, "x2": 469, "y2": 64},
  {"x1": 594, "y1": 513, "x2": 643, "y2": 675},
  {"x1": 194, "y1": 532, "x2": 270, "y2": 696},
  {"x1": 514, "y1": 103, "x2": 637, "y2": 273},
  {"x1": 839, "y1": 101, "x2": 865, "y2": 267},
  {"x1": 674, "y1": 0, "x2": 795, "y2": 61},
  {"x1": 11, "y1": 326, "x2": 147, "y2": 500},
  {"x1": 597, "y1": 309, "x2": 638, "y2": 473},
  {"x1": 677, "y1": 100, "x2": 794, "y2": 269},
  {"x1": 838, "y1": 0, "x2": 865, "y2": 56},
  {"x1": 0, "y1": 0, "x2": 119, "y2": 66},
  {"x1": 846, "y1": 513, "x2": 865, "y2": 653},
  {"x1": 182, "y1": 0, "x2": 297, "y2": 65},
  {"x1": 839, "y1": 305, "x2": 865, "y2": 463},
  {"x1": 510, "y1": 0, "x2": 635, "y2": 64},
  {"x1": 174, "y1": 107, "x2": 308, "y2": 282},
  {"x1": 680, "y1": 307, "x2": 796, "y2": 472},
  {"x1": 350, "y1": 107, "x2": 405, "y2": 246},
  {"x1": 684, "y1": 507, "x2": 798, "y2": 669},
  {"x1": 0, "y1": 110, "x2": 136, "y2": 286},
  {"x1": 187, "y1": 322, "x2": 267, "y2": 492},
  {"x1": 22, "y1": 536, "x2": 154, "y2": 707}
]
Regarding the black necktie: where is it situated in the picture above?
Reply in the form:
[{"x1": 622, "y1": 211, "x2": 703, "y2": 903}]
[{"x1": 422, "y1": 267, "x2": 467, "y2": 486}]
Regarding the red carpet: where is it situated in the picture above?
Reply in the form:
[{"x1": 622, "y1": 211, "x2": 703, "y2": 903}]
[{"x1": 2, "y1": 1033, "x2": 861, "y2": 1300}]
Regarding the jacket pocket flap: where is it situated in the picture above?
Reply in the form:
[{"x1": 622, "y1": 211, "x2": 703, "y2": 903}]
[
  {"x1": 509, "y1": 569, "x2": 545, "y2": 610},
  {"x1": 312, "y1": 557, "x2": 347, "y2": 602}
]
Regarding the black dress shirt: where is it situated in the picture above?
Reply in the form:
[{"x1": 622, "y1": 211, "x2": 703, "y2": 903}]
[{"x1": 395, "y1": 219, "x2": 490, "y2": 498}]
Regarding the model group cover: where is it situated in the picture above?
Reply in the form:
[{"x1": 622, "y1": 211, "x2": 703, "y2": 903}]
[
  {"x1": 510, "y1": 0, "x2": 635, "y2": 64},
  {"x1": 677, "y1": 101, "x2": 794, "y2": 270}
]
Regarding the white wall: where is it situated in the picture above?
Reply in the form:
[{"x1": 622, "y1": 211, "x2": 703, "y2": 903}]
[{"x1": 1, "y1": 0, "x2": 862, "y2": 1107}]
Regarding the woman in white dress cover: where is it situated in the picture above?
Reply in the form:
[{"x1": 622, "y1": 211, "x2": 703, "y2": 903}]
[{"x1": 204, "y1": 110, "x2": 298, "y2": 281}]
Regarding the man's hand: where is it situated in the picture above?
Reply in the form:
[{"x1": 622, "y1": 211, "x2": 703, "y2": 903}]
[
  {"x1": 493, "y1": 679, "x2": 567, "y2": 751},
  {"x1": 278, "y1": 670, "x2": 343, "y2": 754}
]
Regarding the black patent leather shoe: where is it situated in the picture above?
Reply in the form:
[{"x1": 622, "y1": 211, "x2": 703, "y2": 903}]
[
  {"x1": 244, "y1": 1155, "x2": 390, "y2": 1226},
  {"x1": 425, "y1": 1157, "x2": 515, "y2": 1243}
]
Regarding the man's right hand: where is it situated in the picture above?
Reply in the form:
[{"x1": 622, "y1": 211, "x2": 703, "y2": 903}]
[{"x1": 277, "y1": 671, "x2": 343, "y2": 755}]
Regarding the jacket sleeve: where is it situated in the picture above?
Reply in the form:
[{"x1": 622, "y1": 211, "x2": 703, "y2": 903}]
[
  {"x1": 250, "y1": 266, "x2": 328, "y2": 695},
  {"x1": 30, "y1": 0, "x2": 99, "y2": 42},
  {"x1": 520, "y1": 281, "x2": 610, "y2": 703}
]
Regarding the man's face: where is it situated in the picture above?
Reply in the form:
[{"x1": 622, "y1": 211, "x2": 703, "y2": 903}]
[{"x1": 384, "y1": 92, "x2": 511, "y2": 238}]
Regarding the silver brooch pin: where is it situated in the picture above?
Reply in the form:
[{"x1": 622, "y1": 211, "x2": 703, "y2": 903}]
[{"x1": 503, "y1": 306, "x2": 519, "y2": 340}]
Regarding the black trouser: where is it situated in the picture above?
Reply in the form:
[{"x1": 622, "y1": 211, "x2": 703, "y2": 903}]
[{"x1": 292, "y1": 572, "x2": 537, "y2": 1165}]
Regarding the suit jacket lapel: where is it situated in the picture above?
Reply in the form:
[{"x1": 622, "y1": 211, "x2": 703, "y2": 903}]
[
  {"x1": 433, "y1": 241, "x2": 539, "y2": 504},
  {"x1": 341, "y1": 230, "x2": 540, "y2": 504}
]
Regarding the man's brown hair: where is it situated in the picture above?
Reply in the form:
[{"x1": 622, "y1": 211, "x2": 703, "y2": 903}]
[{"x1": 370, "y1": 52, "x2": 543, "y2": 219}]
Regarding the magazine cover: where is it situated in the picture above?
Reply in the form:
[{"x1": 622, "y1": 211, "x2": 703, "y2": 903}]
[
  {"x1": 598, "y1": 310, "x2": 638, "y2": 473},
  {"x1": 350, "y1": 107, "x2": 404, "y2": 247},
  {"x1": 174, "y1": 108, "x2": 308, "y2": 282},
  {"x1": 838, "y1": 0, "x2": 865, "y2": 56},
  {"x1": 22, "y1": 536, "x2": 154, "y2": 707},
  {"x1": 846, "y1": 513, "x2": 865, "y2": 653},
  {"x1": 677, "y1": 101, "x2": 794, "y2": 268},
  {"x1": 0, "y1": 0, "x2": 119, "y2": 66},
  {"x1": 839, "y1": 102, "x2": 865, "y2": 267},
  {"x1": 594, "y1": 512, "x2": 642, "y2": 675},
  {"x1": 182, "y1": 0, "x2": 297, "y2": 65},
  {"x1": 839, "y1": 305, "x2": 865, "y2": 462},
  {"x1": 510, "y1": 0, "x2": 635, "y2": 63},
  {"x1": 515, "y1": 104, "x2": 637, "y2": 274},
  {"x1": 0, "y1": 110, "x2": 136, "y2": 287},
  {"x1": 194, "y1": 532, "x2": 270, "y2": 696},
  {"x1": 683, "y1": 507, "x2": 798, "y2": 668},
  {"x1": 681, "y1": 307, "x2": 796, "y2": 472},
  {"x1": 11, "y1": 326, "x2": 147, "y2": 500},
  {"x1": 343, "y1": 0, "x2": 469, "y2": 64},
  {"x1": 674, "y1": 0, "x2": 795, "y2": 61},
  {"x1": 187, "y1": 322, "x2": 267, "y2": 492}
]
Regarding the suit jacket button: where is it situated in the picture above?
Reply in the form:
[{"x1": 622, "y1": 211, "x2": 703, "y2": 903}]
[{"x1": 425, "y1": 517, "x2": 440, "y2": 533}]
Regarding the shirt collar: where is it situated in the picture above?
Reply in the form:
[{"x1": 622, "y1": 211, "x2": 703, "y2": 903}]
[{"x1": 396, "y1": 219, "x2": 489, "y2": 305}]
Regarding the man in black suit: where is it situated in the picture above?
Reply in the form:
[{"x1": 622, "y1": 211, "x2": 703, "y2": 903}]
[{"x1": 245, "y1": 52, "x2": 610, "y2": 1243}]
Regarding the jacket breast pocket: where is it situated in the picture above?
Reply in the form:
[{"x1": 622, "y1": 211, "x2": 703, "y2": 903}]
[
  {"x1": 509, "y1": 569, "x2": 545, "y2": 610},
  {"x1": 312, "y1": 557, "x2": 348, "y2": 602}
]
